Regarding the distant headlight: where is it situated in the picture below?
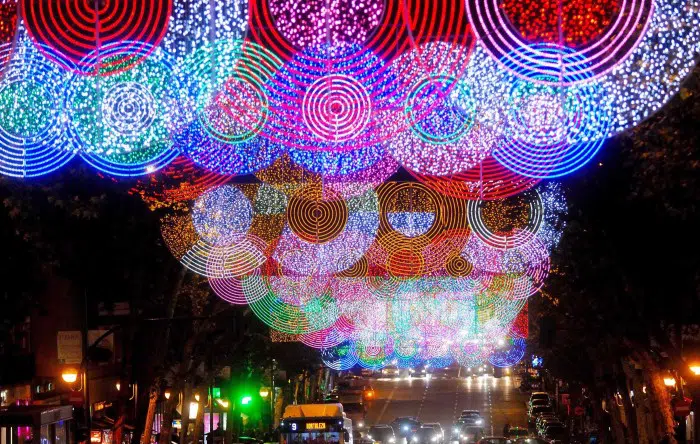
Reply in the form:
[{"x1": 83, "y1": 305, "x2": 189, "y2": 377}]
[
  {"x1": 359, "y1": 422, "x2": 365, "y2": 428},
  {"x1": 453, "y1": 428, "x2": 459, "y2": 434},
  {"x1": 475, "y1": 419, "x2": 483, "y2": 425},
  {"x1": 411, "y1": 437, "x2": 418, "y2": 442},
  {"x1": 389, "y1": 438, "x2": 395, "y2": 443}
]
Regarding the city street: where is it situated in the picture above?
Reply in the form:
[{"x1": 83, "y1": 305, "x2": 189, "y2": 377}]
[{"x1": 364, "y1": 372, "x2": 529, "y2": 437}]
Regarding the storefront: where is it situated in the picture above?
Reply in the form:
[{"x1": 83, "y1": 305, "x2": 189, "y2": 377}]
[{"x1": 0, "y1": 405, "x2": 74, "y2": 444}]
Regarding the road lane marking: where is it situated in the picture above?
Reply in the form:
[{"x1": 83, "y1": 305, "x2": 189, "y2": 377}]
[{"x1": 375, "y1": 385, "x2": 397, "y2": 424}]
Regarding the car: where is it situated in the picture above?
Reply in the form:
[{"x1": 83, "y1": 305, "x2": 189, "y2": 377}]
[
  {"x1": 529, "y1": 399, "x2": 550, "y2": 409},
  {"x1": 513, "y1": 439, "x2": 549, "y2": 444},
  {"x1": 458, "y1": 411, "x2": 484, "y2": 427},
  {"x1": 506, "y1": 427, "x2": 529, "y2": 439},
  {"x1": 382, "y1": 366, "x2": 400, "y2": 376},
  {"x1": 537, "y1": 420, "x2": 564, "y2": 437},
  {"x1": 476, "y1": 437, "x2": 511, "y2": 444},
  {"x1": 391, "y1": 417, "x2": 422, "y2": 438},
  {"x1": 453, "y1": 425, "x2": 484, "y2": 443},
  {"x1": 354, "y1": 430, "x2": 376, "y2": 444},
  {"x1": 542, "y1": 424, "x2": 569, "y2": 442},
  {"x1": 527, "y1": 406, "x2": 553, "y2": 424},
  {"x1": 368, "y1": 425, "x2": 397, "y2": 444},
  {"x1": 534, "y1": 415, "x2": 557, "y2": 432},
  {"x1": 421, "y1": 423, "x2": 444, "y2": 441},
  {"x1": 528, "y1": 393, "x2": 550, "y2": 406},
  {"x1": 411, "y1": 426, "x2": 442, "y2": 444}
]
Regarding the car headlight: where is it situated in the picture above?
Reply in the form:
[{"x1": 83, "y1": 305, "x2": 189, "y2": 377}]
[
  {"x1": 411, "y1": 437, "x2": 418, "y2": 442},
  {"x1": 359, "y1": 422, "x2": 365, "y2": 428},
  {"x1": 403, "y1": 426, "x2": 409, "y2": 432},
  {"x1": 389, "y1": 438, "x2": 395, "y2": 443},
  {"x1": 475, "y1": 419, "x2": 483, "y2": 425},
  {"x1": 453, "y1": 428, "x2": 459, "y2": 434}
]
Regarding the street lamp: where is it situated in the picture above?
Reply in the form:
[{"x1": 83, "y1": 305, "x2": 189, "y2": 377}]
[
  {"x1": 259, "y1": 388, "x2": 270, "y2": 398},
  {"x1": 664, "y1": 377, "x2": 677, "y2": 387},
  {"x1": 62, "y1": 369, "x2": 79, "y2": 384},
  {"x1": 164, "y1": 390, "x2": 171, "y2": 400},
  {"x1": 689, "y1": 364, "x2": 700, "y2": 376}
]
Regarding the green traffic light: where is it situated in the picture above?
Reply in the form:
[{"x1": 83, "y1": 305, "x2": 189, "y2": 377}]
[{"x1": 241, "y1": 395, "x2": 252, "y2": 405}]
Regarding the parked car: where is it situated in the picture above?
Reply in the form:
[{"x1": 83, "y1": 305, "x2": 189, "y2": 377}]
[
  {"x1": 528, "y1": 393, "x2": 550, "y2": 407},
  {"x1": 527, "y1": 405, "x2": 553, "y2": 425},
  {"x1": 368, "y1": 425, "x2": 397, "y2": 444},
  {"x1": 513, "y1": 439, "x2": 549, "y2": 444},
  {"x1": 542, "y1": 424, "x2": 569, "y2": 442},
  {"x1": 506, "y1": 427, "x2": 529, "y2": 439}
]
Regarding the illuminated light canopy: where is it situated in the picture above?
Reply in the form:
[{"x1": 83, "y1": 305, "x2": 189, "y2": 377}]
[
  {"x1": 175, "y1": 39, "x2": 284, "y2": 176},
  {"x1": 0, "y1": 42, "x2": 76, "y2": 178},
  {"x1": 467, "y1": 190, "x2": 544, "y2": 249},
  {"x1": 68, "y1": 44, "x2": 180, "y2": 177},
  {"x1": 321, "y1": 340, "x2": 359, "y2": 370},
  {"x1": 192, "y1": 185, "x2": 253, "y2": 245},
  {"x1": 492, "y1": 47, "x2": 612, "y2": 179},
  {"x1": 597, "y1": 0, "x2": 700, "y2": 135},
  {"x1": 0, "y1": 1, "x2": 17, "y2": 45},
  {"x1": 264, "y1": 43, "x2": 397, "y2": 152},
  {"x1": 466, "y1": 0, "x2": 653, "y2": 85},
  {"x1": 488, "y1": 337, "x2": 526, "y2": 368},
  {"x1": 274, "y1": 186, "x2": 379, "y2": 276},
  {"x1": 22, "y1": 0, "x2": 171, "y2": 74},
  {"x1": 162, "y1": 0, "x2": 248, "y2": 63},
  {"x1": 384, "y1": 42, "x2": 503, "y2": 176},
  {"x1": 501, "y1": 0, "x2": 620, "y2": 47},
  {"x1": 267, "y1": 0, "x2": 384, "y2": 49}
]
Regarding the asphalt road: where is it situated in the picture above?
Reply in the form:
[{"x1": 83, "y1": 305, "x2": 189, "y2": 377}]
[{"x1": 363, "y1": 370, "x2": 528, "y2": 438}]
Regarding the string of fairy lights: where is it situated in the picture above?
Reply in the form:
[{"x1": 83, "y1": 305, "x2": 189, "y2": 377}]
[{"x1": 2, "y1": 0, "x2": 698, "y2": 369}]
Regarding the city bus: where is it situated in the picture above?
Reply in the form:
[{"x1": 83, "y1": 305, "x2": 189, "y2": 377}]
[{"x1": 280, "y1": 404, "x2": 353, "y2": 444}]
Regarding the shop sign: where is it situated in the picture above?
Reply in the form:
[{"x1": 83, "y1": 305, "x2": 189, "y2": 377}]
[{"x1": 91, "y1": 431, "x2": 103, "y2": 443}]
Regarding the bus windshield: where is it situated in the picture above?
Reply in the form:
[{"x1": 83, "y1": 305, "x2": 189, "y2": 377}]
[{"x1": 282, "y1": 431, "x2": 341, "y2": 444}]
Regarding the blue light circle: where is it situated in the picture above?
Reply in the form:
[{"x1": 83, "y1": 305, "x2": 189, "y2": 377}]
[{"x1": 0, "y1": 42, "x2": 76, "y2": 178}]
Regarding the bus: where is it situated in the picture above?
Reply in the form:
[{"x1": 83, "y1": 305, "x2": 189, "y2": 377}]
[{"x1": 280, "y1": 404, "x2": 353, "y2": 444}]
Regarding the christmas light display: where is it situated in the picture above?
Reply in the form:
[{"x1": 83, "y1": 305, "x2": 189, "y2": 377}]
[
  {"x1": 264, "y1": 43, "x2": 397, "y2": 152},
  {"x1": 162, "y1": 0, "x2": 248, "y2": 63},
  {"x1": 466, "y1": 0, "x2": 653, "y2": 85},
  {"x1": 22, "y1": 0, "x2": 171, "y2": 74},
  {"x1": 0, "y1": 42, "x2": 76, "y2": 178},
  {"x1": 384, "y1": 42, "x2": 500, "y2": 176},
  {"x1": 175, "y1": 39, "x2": 284, "y2": 176},
  {"x1": 0, "y1": 1, "x2": 17, "y2": 45},
  {"x1": 67, "y1": 43, "x2": 181, "y2": 177},
  {"x1": 467, "y1": 190, "x2": 544, "y2": 249},
  {"x1": 492, "y1": 47, "x2": 613, "y2": 178},
  {"x1": 598, "y1": 0, "x2": 700, "y2": 135},
  {"x1": 268, "y1": 0, "x2": 384, "y2": 49},
  {"x1": 192, "y1": 185, "x2": 254, "y2": 245},
  {"x1": 6, "y1": 0, "x2": 697, "y2": 371}
]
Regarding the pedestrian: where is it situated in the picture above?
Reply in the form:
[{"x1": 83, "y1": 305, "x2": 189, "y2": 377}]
[{"x1": 502, "y1": 423, "x2": 510, "y2": 437}]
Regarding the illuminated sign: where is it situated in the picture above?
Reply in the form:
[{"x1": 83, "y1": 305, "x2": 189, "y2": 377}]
[
  {"x1": 306, "y1": 423, "x2": 326, "y2": 430},
  {"x1": 91, "y1": 431, "x2": 103, "y2": 443}
]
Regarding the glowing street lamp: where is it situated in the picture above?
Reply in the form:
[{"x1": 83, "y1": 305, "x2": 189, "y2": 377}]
[
  {"x1": 689, "y1": 364, "x2": 700, "y2": 376},
  {"x1": 164, "y1": 390, "x2": 171, "y2": 400},
  {"x1": 61, "y1": 369, "x2": 79, "y2": 384},
  {"x1": 259, "y1": 388, "x2": 270, "y2": 398},
  {"x1": 663, "y1": 377, "x2": 676, "y2": 387}
]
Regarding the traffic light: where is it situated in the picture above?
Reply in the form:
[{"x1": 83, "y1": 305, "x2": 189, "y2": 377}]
[{"x1": 241, "y1": 395, "x2": 252, "y2": 405}]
